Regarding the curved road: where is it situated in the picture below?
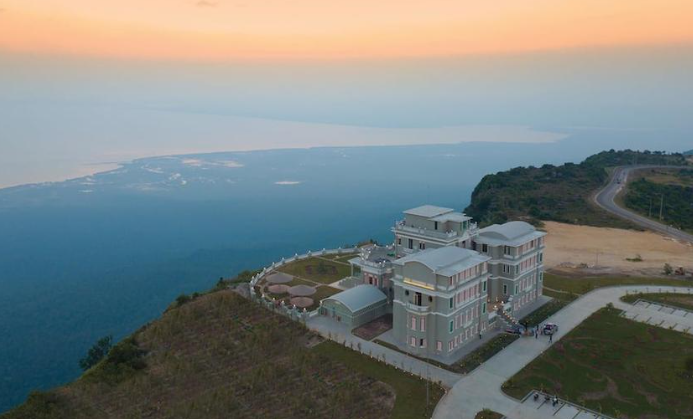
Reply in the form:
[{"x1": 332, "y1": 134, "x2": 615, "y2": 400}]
[{"x1": 593, "y1": 165, "x2": 693, "y2": 244}]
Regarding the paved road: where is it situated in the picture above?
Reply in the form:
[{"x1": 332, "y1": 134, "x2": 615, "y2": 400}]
[
  {"x1": 593, "y1": 165, "x2": 693, "y2": 244},
  {"x1": 432, "y1": 285, "x2": 693, "y2": 419}
]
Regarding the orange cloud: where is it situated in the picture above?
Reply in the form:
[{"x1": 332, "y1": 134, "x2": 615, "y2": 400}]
[{"x1": 1, "y1": 0, "x2": 692, "y2": 60}]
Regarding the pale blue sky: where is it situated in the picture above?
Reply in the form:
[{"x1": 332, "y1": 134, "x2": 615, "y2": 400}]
[{"x1": 1, "y1": 45, "x2": 692, "y2": 187}]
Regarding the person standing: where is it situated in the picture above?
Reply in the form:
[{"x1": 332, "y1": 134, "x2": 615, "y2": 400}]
[{"x1": 549, "y1": 333, "x2": 553, "y2": 343}]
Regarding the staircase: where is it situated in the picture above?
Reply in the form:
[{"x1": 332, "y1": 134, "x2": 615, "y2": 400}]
[{"x1": 497, "y1": 307, "x2": 519, "y2": 328}]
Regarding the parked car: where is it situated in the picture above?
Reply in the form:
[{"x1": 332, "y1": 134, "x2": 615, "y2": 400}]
[
  {"x1": 542, "y1": 323, "x2": 558, "y2": 335},
  {"x1": 505, "y1": 324, "x2": 525, "y2": 335}
]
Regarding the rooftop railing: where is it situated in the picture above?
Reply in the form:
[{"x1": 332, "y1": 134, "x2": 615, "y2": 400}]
[{"x1": 393, "y1": 220, "x2": 478, "y2": 240}]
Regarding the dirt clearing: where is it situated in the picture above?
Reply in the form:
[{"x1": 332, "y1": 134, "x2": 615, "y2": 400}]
[{"x1": 543, "y1": 221, "x2": 693, "y2": 276}]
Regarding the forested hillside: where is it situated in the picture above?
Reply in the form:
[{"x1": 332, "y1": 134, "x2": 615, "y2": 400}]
[
  {"x1": 624, "y1": 168, "x2": 693, "y2": 233},
  {"x1": 464, "y1": 150, "x2": 688, "y2": 228}
]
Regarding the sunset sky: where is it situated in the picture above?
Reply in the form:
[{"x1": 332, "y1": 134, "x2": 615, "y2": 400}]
[
  {"x1": 1, "y1": 0, "x2": 692, "y2": 60},
  {"x1": 1, "y1": 1, "x2": 692, "y2": 187}
]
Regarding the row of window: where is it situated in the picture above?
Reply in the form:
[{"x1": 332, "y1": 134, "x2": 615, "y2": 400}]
[
  {"x1": 449, "y1": 304, "x2": 479, "y2": 333},
  {"x1": 450, "y1": 282, "x2": 481, "y2": 308},
  {"x1": 514, "y1": 289, "x2": 538, "y2": 311},
  {"x1": 397, "y1": 237, "x2": 427, "y2": 250},
  {"x1": 409, "y1": 315, "x2": 426, "y2": 332}
]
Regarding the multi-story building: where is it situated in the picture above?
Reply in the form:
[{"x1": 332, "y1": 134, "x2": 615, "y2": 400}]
[
  {"x1": 473, "y1": 222, "x2": 546, "y2": 314},
  {"x1": 328, "y1": 204, "x2": 546, "y2": 358},
  {"x1": 393, "y1": 205, "x2": 477, "y2": 256},
  {"x1": 391, "y1": 246, "x2": 491, "y2": 357}
]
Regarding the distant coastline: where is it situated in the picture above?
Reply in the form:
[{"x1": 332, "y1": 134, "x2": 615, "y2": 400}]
[{"x1": 0, "y1": 122, "x2": 567, "y2": 190}]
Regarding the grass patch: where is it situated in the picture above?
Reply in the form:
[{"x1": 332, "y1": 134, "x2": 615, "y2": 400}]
[
  {"x1": 454, "y1": 334, "x2": 519, "y2": 374},
  {"x1": 278, "y1": 257, "x2": 352, "y2": 284},
  {"x1": 621, "y1": 292, "x2": 693, "y2": 311},
  {"x1": 503, "y1": 307, "x2": 693, "y2": 419},
  {"x1": 544, "y1": 272, "x2": 691, "y2": 296},
  {"x1": 4, "y1": 292, "x2": 395, "y2": 419},
  {"x1": 375, "y1": 333, "x2": 519, "y2": 375},
  {"x1": 313, "y1": 341, "x2": 443, "y2": 419},
  {"x1": 519, "y1": 299, "x2": 568, "y2": 328},
  {"x1": 475, "y1": 409, "x2": 503, "y2": 419}
]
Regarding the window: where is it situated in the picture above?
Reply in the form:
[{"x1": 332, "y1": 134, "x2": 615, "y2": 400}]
[
  {"x1": 503, "y1": 284, "x2": 508, "y2": 295},
  {"x1": 514, "y1": 285, "x2": 519, "y2": 294},
  {"x1": 419, "y1": 242, "x2": 426, "y2": 250},
  {"x1": 449, "y1": 297, "x2": 454, "y2": 309},
  {"x1": 539, "y1": 252, "x2": 543, "y2": 262},
  {"x1": 504, "y1": 245, "x2": 512, "y2": 255},
  {"x1": 405, "y1": 290, "x2": 409, "y2": 296},
  {"x1": 434, "y1": 221, "x2": 438, "y2": 230},
  {"x1": 408, "y1": 238, "x2": 413, "y2": 249},
  {"x1": 502, "y1": 264, "x2": 510, "y2": 274},
  {"x1": 415, "y1": 292, "x2": 422, "y2": 306},
  {"x1": 449, "y1": 321, "x2": 454, "y2": 333},
  {"x1": 472, "y1": 241, "x2": 477, "y2": 251},
  {"x1": 420, "y1": 317, "x2": 426, "y2": 332},
  {"x1": 482, "y1": 244, "x2": 488, "y2": 253},
  {"x1": 420, "y1": 338, "x2": 426, "y2": 348},
  {"x1": 397, "y1": 238, "x2": 402, "y2": 245},
  {"x1": 411, "y1": 316, "x2": 416, "y2": 330},
  {"x1": 448, "y1": 341, "x2": 453, "y2": 351},
  {"x1": 428, "y1": 295, "x2": 433, "y2": 302},
  {"x1": 410, "y1": 336, "x2": 416, "y2": 347},
  {"x1": 437, "y1": 341, "x2": 442, "y2": 351},
  {"x1": 482, "y1": 281, "x2": 487, "y2": 292},
  {"x1": 482, "y1": 302, "x2": 487, "y2": 314},
  {"x1": 539, "y1": 272, "x2": 544, "y2": 282}
]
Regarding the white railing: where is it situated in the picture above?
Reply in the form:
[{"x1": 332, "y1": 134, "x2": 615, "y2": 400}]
[
  {"x1": 249, "y1": 246, "x2": 360, "y2": 288},
  {"x1": 406, "y1": 302, "x2": 431, "y2": 313},
  {"x1": 395, "y1": 221, "x2": 465, "y2": 239}
]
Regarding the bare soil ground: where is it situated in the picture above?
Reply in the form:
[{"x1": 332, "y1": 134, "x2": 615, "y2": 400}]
[
  {"x1": 352, "y1": 314, "x2": 392, "y2": 341},
  {"x1": 543, "y1": 221, "x2": 693, "y2": 277}
]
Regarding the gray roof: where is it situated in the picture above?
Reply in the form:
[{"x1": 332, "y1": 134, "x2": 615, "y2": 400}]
[
  {"x1": 323, "y1": 285, "x2": 387, "y2": 313},
  {"x1": 404, "y1": 205, "x2": 454, "y2": 218},
  {"x1": 393, "y1": 247, "x2": 489, "y2": 276},
  {"x1": 477, "y1": 221, "x2": 545, "y2": 245},
  {"x1": 431, "y1": 212, "x2": 471, "y2": 223}
]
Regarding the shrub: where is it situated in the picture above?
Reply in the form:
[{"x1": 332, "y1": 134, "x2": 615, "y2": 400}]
[
  {"x1": 176, "y1": 294, "x2": 191, "y2": 306},
  {"x1": 664, "y1": 263, "x2": 673, "y2": 275},
  {"x1": 79, "y1": 335, "x2": 113, "y2": 371}
]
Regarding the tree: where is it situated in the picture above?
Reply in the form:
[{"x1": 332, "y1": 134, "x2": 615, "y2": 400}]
[
  {"x1": 79, "y1": 335, "x2": 113, "y2": 371},
  {"x1": 664, "y1": 263, "x2": 673, "y2": 275}
]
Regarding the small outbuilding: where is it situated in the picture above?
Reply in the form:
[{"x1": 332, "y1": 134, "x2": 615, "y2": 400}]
[{"x1": 319, "y1": 285, "x2": 388, "y2": 328}]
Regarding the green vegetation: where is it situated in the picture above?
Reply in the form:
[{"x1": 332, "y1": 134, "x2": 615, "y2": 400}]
[
  {"x1": 278, "y1": 256, "x2": 352, "y2": 284},
  {"x1": 475, "y1": 409, "x2": 503, "y2": 419},
  {"x1": 78, "y1": 336, "x2": 112, "y2": 371},
  {"x1": 453, "y1": 334, "x2": 519, "y2": 374},
  {"x1": 376, "y1": 333, "x2": 519, "y2": 375},
  {"x1": 313, "y1": 341, "x2": 443, "y2": 419},
  {"x1": 3, "y1": 292, "x2": 401, "y2": 419},
  {"x1": 503, "y1": 307, "x2": 693, "y2": 419},
  {"x1": 544, "y1": 272, "x2": 691, "y2": 296},
  {"x1": 624, "y1": 169, "x2": 693, "y2": 232},
  {"x1": 465, "y1": 149, "x2": 688, "y2": 227},
  {"x1": 519, "y1": 299, "x2": 568, "y2": 327},
  {"x1": 621, "y1": 292, "x2": 693, "y2": 311}
]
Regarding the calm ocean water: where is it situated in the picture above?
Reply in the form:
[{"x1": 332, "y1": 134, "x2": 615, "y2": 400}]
[{"x1": 0, "y1": 130, "x2": 690, "y2": 411}]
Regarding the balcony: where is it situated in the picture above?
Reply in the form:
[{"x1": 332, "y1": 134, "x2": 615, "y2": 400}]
[
  {"x1": 406, "y1": 302, "x2": 431, "y2": 313},
  {"x1": 394, "y1": 220, "x2": 477, "y2": 241}
]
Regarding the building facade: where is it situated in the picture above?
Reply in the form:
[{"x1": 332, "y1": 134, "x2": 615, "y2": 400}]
[
  {"x1": 391, "y1": 247, "x2": 491, "y2": 357},
  {"x1": 328, "y1": 204, "x2": 546, "y2": 357},
  {"x1": 393, "y1": 205, "x2": 477, "y2": 257},
  {"x1": 473, "y1": 222, "x2": 546, "y2": 313}
]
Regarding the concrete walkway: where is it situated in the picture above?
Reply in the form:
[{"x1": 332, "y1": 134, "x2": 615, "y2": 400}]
[
  {"x1": 306, "y1": 315, "x2": 461, "y2": 388},
  {"x1": 433, "y1": 285, "x2": 693, "y2": 419}
]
